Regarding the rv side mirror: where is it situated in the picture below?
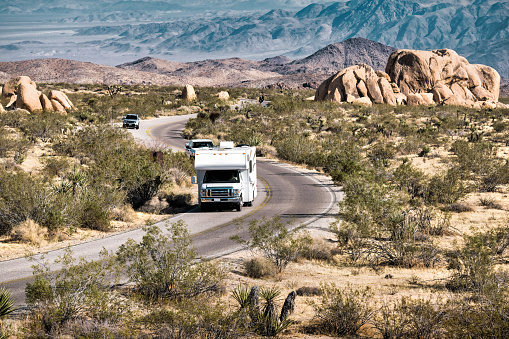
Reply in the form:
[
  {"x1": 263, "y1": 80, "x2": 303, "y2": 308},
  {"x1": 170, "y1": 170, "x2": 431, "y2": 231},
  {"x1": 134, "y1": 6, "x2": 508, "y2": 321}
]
[
  {"x1": 191, "y1": 176, "x2": 196, "y2": 184},
  {"x1": 185, "y1": 143, "x2": 190, "y2": 149}
]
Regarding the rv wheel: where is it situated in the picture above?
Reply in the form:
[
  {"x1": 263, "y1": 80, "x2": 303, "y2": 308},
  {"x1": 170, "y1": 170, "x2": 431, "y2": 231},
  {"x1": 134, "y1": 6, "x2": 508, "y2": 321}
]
[{"x1": 236, "y1": 202, "x2": 242, "y2": 212}]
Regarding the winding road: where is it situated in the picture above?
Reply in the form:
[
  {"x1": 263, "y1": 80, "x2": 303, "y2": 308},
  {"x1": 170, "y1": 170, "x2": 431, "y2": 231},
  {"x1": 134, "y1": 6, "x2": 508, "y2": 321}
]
[{"x1": 0, "y1": 114, "x2": 342, "y2": 305}]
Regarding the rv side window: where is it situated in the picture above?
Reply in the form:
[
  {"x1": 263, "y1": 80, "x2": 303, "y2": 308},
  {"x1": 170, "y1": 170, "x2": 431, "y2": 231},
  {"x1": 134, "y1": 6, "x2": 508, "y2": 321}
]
[
  {"x1": 203, "y1": 170, "x2": 240, "y2": 183},
  {"x1": 249, "y1": 160, "x2": 253, "y2": 173}
]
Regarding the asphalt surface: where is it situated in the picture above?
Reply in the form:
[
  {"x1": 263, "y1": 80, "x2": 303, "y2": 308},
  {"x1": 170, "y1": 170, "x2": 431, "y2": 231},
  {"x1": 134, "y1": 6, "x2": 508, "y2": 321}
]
[{"x1": 0, "y1": 114, "x2": 340, "y2": 306}]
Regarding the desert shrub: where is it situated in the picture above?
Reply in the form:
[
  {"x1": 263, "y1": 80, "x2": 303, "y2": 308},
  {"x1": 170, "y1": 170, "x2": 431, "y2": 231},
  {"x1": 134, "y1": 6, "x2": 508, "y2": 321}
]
[
  {"x1": 298, "y1": 237, "x2": 334, "y2": 261},
  {"x1": 424, "y1": 168, "x2": 470, "y2": 204},
  {"x1": 25, "y1": 248, "x2": 129, "y2": 334},
  {"x1": 141, "y1": 297, "x2": 245, "y2": 339},
  {"x1": 272, "y1": 132, "x2": 320, "y2": 165},
  {"x1": 479, "y1": 196, "x2": 504, "y2": 209},
  {"x1": 111, "y1": 204, "x2": 137, "y2": 222},
  {"x1": 339, "y1": 172, "x2": 406, "y2": 238},
  {"x1": 312, "y1": 283, "x2": 374, "y2": 336},
  {"x1": 0, "y1": 170, "x2": 49, "y2": 235},
  {"x1": 41, "y1": 156, "x2": 71, "y2": 179},
  {"x1": 0, "y1": 287, "x2": 16, "y2": 339},
  {"x1": 19, "y1": 112, "x2": 69, "y2": 142},
  {"x1": 450, "y1": 139, "x2": 509, "y2": 191},
  {"x1": 392, "y1": 162, "x2": 427, "y2": 201},
  {"x1": 443, "y1": 295, "x2": 509, "y2": 339},
  {"x1": 369, "y1": 141, "x2": 397, "y2": 167},
  {"x1": 374, "y1": 297, "x2": 447, "y2": 339},
  {"x1": 232, "y1": 215, "x2": 313, "y2": 273},
  {"x1": 447, "y1": 202, "x2": 473, "y2": 213},
  {"x1": 117, "y1": 220, "x2": 226, "y2": 299},
  {"x1": 10, "y1": 219, "x2": 48, "y2": 245},
  {"x1": 166, "y1": 191, "x2": 193, "y2": 208},
  {"x1": 445, "y1": 228, "x2": 507, "y2": 293},
  {"x1": 296, "y1": 286, "x2": 322, "y2": 297},
  {"x1": 243, "y1": 257, "x2": 277, "y2": 279},
  {"x1": 77, "y1": 193, "x2": 112, "y2": 231}
]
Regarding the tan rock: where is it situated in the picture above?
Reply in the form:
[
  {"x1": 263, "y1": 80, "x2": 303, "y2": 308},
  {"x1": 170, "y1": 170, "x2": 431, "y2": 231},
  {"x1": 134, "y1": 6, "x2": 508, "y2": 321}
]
[
  {"x1": 332, "y1": 88, "x2": 341, "y2": 103},
  {"x1": 432, "y1": 84, "x2": 454, "y2": 103},
  {"x1": 40, "y1": 93, "x2": 53, "y2": 111},
  {"x1": 365, "y1": 75, "x2": 384, "y2": 104},
  {"x1": 345, "y1": 94, "x2": 356, "y2": 103},
  {"x1": 342, "y1": 70, "x2": 359, "y2": 98},
  {"x1": 353, "y1": 97, "x2": 372, "y2": 106},
  {"x1": 391, "y1": 83, "x2": 400, "y2": 93},
  {"x1": 481, "y1": 101, "x2": 497, "y2": 109},
  {"x1": 48, "y1": 90, "x2": 73, "y2": 111},
  {"x1": 471, "y1": 86, "x2": 494, "y2": 101},
  {"x1": 465, "y1": 64, "x2": 482, "y2": 87},
  {"x1": 407, "y1": 93, "x2": 426, "y2": 106},
  {"x1": 376, "y1": 70, "x2": 391, "y2": 82},
  {"x1": 377, "y1": 77, "x2": 396, "y2": 105},
  {"x1": 421, "y1": 93, "x2": 435, "y2": 105},
  {"x1": 394, "y1": 93, "x2": 407, "y2": 105},
  {"x1": 0, "y1": 103, "x2": 4, "y2": 113},
  {"x1": 450, "y1": 83, "x2": 466, "y2": 100},
  {"x1": 496, "y1": 102, "x2": 509, "y2": 109},
  {"x1": 217, "y1": 91, "x2": 229, "y2": 101},
  {"x1": 353, "y1": 67, "x2": 366, "y2": 81},
  {"x1": 386, "y1": 48, "x2": 499, "y2": 104},
  {"x1": 357, "y1": 80, "x2": 368, "y2": 97},
  {"x1": 2, "y1": 76, "x2": 37, "y2": 97},
  {"x1": 315, "y1": 64, "x2": 376, "y2": 102},
  {"x1": 182, "y1": 84, "x2": 197, "y2": 101},
  {"x1": 16, "y1": 82, "x2": 42, "y2": 112},
  {"x1": 51, "y1": 99, "x2": 66, "y2": 113},
  {"x1": 473, "y1": 64, "x2": 500, "y2": 101},
  {"x1": 442, "y1": 95, "x2": 465, "y2": 106},
  {"x1": 6, "y1": 95, "x2": 17, "y2": 109}
]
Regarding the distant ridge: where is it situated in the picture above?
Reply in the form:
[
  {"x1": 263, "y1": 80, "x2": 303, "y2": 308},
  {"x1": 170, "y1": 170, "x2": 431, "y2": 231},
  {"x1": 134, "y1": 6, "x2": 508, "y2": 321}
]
[{"x1": 0, "y1": 38, "x2": 396, "y2": 89}]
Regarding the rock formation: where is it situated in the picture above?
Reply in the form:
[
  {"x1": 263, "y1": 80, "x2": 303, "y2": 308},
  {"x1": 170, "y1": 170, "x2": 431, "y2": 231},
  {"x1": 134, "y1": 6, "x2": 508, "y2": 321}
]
[
  {"x1": 315, "y1": 48, "x2": 502, "y2": 108},
  {"x1": 182, "y1": 84, "x2": 197, "y2": 101},
  {"x1": 217, "y1": 91, "x2": 230, "y2": 101},
  {"x1": 315, "y1": 63, "x2": 404, "y2": 105},
  {"x1": 1, "y1": 76, "x2": 74, "y2": 113}
]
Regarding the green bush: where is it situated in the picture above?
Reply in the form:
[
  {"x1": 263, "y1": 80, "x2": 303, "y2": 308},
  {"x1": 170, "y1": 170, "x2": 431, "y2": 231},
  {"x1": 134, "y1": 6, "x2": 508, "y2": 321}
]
[
  {"x1": 117, "y1": 220, "x2": 226, "y2": 299},
  {"x1": 243, "y1": 257, "x2": 276, "y2": 279},
  {"x1": 312, "y1": 283, "x2": 374, "y2": 336},
  {"x1": 232, "y1": 215, "x2": 312, "y2": 273},
  {"x1": 25, "y1": 248, "x2": 128, "y2": 334}
]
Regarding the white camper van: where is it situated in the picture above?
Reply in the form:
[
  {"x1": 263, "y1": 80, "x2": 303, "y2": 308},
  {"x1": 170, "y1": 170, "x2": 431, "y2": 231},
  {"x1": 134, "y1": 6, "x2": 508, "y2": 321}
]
[{"x1": 192, "y1": 141, "x2": 257, "y2": 211}]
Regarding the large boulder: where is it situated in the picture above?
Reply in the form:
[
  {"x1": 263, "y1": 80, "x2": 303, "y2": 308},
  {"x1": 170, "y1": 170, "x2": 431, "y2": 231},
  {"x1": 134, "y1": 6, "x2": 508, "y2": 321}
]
[
  {"x1": 40, "y1": 93, "x2": 53, "y2": 112},
  {"x1": 386, "y1": 48, "x2": 500, "y2": 103},
  {"x1": 1, "y1": 76, "x2": 75, "y2": 113},
  {"x1": 2, "y1": 76, "x2": 37, "y2": 97},
  {"x1": 217, "y1": 91, "x2": 230, "y2": 101},
  {"x1": 16, "y1": 82, "x2": 43, "y2": 112},
  {"x1": 48, "y1": 90, "x2": 73, "y2": 111},
  {"x1": 182, "y1": 84, "x2": 197, "y2": 101},
  {"x1": 314, "y1": 63, "x2": 397, "y2": 105}
]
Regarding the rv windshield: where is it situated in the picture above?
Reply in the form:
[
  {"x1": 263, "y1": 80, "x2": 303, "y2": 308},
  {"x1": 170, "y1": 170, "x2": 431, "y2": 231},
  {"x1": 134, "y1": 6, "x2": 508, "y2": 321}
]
[
  {"x1": 193, "y1": 141, "x2": 214, "y2": 148},
  {"x1": 203, "y1": 170, "x2": 240, "y2": 183}
]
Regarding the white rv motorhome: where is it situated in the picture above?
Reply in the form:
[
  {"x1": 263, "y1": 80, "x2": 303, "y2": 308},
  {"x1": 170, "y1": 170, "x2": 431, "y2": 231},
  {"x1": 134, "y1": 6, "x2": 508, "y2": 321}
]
[{"x1": 192, "y1": 141, "x2": 257, "y2": 211}]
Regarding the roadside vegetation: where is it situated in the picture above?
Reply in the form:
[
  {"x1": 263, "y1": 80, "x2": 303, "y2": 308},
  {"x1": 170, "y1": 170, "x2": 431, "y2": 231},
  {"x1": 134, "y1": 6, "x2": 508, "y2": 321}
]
[{"x1": 0, "y1": 82, "x2": 508, "y2": 337}]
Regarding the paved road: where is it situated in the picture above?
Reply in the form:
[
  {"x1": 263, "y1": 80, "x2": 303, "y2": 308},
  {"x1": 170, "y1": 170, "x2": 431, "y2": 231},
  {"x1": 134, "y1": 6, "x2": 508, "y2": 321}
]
[{"x1": 0, "y1": 114, "x2": 339, "y2": 305}]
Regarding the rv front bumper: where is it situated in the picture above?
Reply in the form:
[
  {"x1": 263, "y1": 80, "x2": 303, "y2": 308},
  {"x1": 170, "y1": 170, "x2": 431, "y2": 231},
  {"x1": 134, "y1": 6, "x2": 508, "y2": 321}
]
[{"x1": 201, "y1": 197, "x2": 242, "y2": 203}]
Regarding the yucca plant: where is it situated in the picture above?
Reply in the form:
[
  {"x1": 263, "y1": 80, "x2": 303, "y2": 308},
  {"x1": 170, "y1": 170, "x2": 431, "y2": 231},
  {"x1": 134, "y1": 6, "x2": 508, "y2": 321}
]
[
  {"x1": 0, "y1": 287, "x2": 16, "y2": 339},
  {"x1": 232, "y1": 284, "x2": 251, "y2": 309}
]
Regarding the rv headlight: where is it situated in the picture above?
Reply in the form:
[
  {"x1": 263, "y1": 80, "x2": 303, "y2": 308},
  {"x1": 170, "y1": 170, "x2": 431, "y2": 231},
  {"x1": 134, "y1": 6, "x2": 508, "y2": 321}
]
[
  {"x1": 200, "y1": 189, "x2": 207, "y2": 197},
  {"x1": 233, "y1": 189, "x2": 241, "y2": 196}
]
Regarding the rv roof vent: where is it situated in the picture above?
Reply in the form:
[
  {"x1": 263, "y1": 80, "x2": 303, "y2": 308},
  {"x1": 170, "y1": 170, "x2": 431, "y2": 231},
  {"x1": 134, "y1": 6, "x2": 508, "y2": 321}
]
[{"x1": 219, "y1": 141, "x2": 234, "y2": 149}]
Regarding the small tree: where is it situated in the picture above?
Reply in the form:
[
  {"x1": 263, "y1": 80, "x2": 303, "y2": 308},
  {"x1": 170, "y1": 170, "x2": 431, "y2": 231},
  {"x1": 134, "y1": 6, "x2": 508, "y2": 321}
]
[
  {"x1": 231, "y1": 215, "x2": 312, "y2": 273},
  {"x1": 116, "y1": 220, "x2": 226, "y2": 299}
]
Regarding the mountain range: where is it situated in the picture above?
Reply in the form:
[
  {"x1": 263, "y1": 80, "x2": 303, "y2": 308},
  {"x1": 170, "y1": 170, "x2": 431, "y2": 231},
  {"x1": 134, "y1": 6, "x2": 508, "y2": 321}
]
[
  {"x1": 0, "y1": 38, "x2": 396, "y2": 90},
  {"x1": 0, "y1": 0, "x2": 508, "y2": 78}
]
